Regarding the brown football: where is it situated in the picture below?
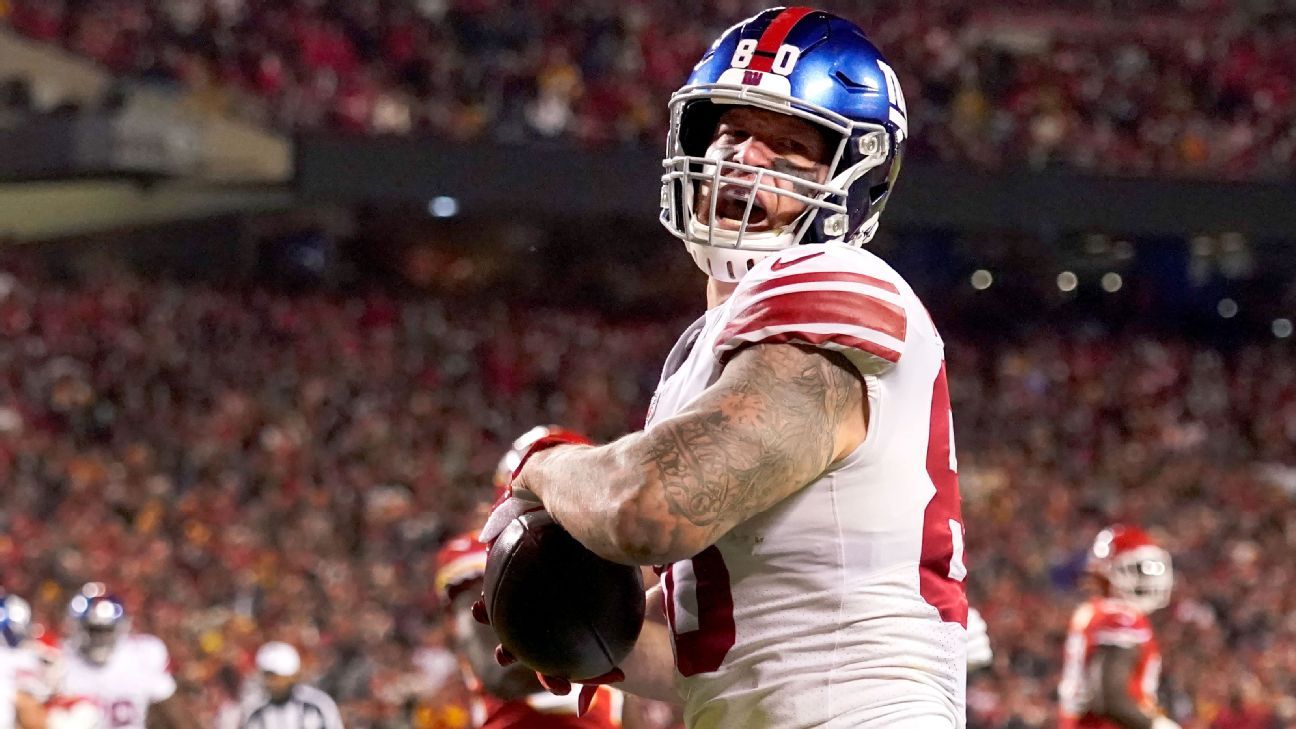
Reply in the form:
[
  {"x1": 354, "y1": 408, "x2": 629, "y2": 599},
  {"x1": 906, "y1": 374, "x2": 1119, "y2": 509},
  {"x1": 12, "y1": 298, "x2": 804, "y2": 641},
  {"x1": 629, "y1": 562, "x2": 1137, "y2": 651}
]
[{"x1": 482, "y1": 508, "x2": 645, "y2": 680}]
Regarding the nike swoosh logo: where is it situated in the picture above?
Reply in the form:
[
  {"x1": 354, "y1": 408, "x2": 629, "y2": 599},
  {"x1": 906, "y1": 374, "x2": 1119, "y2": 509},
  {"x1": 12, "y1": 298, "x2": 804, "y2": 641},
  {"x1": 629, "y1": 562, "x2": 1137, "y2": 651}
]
[{"x1": 770, "y1": 251, "x2": 825, "y2": 271}]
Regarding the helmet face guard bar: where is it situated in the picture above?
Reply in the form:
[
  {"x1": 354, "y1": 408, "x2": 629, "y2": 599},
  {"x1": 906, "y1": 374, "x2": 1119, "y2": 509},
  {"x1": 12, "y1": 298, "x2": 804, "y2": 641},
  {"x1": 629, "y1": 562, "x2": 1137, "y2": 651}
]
[
  {"x1": 661, "y1": 83, "x2": 891, "y2": 255},
  {"x1": 1105, "y1": 545, "x2": 1174, "y2": 614},
  {"x1": 664, "y1": 157, "x2": 849, "y2": 249}
]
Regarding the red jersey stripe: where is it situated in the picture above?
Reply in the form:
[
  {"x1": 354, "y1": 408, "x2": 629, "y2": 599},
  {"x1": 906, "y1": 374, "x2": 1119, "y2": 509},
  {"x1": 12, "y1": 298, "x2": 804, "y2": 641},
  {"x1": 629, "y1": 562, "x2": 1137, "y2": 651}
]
[
  {"x1": 724, "y1": 289, "x2": 908, "y2": 342},
  {"x1": 723, "y1": 329, "x2": 901, "y2": 364},
  {"x1": 748, "y1": 6, "x2": 815, "y2": 72},
  {"x1": 748, "y1": 270, "x2": 902, "y2": 296}
]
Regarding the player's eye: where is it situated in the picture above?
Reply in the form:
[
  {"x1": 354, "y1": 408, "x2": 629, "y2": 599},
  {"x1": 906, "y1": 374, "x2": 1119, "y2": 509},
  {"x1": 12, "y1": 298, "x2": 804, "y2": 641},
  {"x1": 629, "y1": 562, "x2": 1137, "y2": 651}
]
[
  {"x1": 777, "y1": 138, "x2": 812, "y2": 158},
  {"x1": 719, "y1": 126, "x2": 749, "y2": 142}
]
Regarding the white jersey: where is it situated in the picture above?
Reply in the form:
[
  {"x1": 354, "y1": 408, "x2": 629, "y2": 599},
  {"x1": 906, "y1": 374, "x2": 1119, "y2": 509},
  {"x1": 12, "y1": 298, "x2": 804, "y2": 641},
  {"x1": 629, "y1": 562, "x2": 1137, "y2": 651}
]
[
  {"x1": 60, "y1": 635, "x2": 177, "y2": 729},
  {"x1": 0, "y1": 646, "x2": 47, "y2": 729},
  {"x1": 646, "y1": 244, "x2": 968, "y2": 729}
]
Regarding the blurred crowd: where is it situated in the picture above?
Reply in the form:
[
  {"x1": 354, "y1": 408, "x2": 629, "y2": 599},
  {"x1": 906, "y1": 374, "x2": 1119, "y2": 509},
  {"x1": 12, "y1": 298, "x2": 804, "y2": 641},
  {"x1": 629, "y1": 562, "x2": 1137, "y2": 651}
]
[
  {"x1": 952, "y1": 336, "x2": 1296, "y2": 729},
  {"x1": 0, "y1": 264, "x2": 684, "y2": 728},
  {"x1": 0, "y1": 255, "x2": 1294, "y2": 728},
  {"x1": 3, "y1": 0, "x2": 1295, "y2": 179}
]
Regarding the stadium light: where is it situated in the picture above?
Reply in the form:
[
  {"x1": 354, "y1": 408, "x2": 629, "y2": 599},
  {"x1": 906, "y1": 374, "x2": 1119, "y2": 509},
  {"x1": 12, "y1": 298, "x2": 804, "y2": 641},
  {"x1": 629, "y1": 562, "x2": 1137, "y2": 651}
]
[
  {"x1": 1217, "y1": 298, "x2": 1239, "y2": 319},
  {"x1": 428, "y1": 196, "x2": 460, "y2": 218},
  {"x1": 1101, "y1": 273, "x2": 1123, "y2": 293},
  {"x1": 971, "y1": 270, "x2": 993, "y2": 290},
  {"x1": 1057, "y1": 271, "x2": 1078, "y2": 292},
  {"x1": 1273, "y1": 319, "x2": 1293, "y2": 339}
]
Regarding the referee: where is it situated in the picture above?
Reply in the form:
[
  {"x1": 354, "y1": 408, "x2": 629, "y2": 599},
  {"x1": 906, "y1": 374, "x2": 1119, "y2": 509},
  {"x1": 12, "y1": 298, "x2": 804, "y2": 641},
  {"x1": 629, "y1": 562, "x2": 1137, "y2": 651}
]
[{"x1": 241, "y1": 642, "x2": 344, "y2": 729}]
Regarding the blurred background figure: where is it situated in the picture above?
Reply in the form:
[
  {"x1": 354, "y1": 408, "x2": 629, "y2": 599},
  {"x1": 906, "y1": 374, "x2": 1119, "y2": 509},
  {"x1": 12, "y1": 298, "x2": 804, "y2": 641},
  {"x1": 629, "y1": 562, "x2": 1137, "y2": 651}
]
[
  {"x1": 967, "y1": 607, "x2": 994, "y2": 673},
  {"x1": 240, "y1": 643, "x2": 344, "y2": 729},
  {"x1": 57, "y1": 584, "x2": 194, "y2": 729},
  {"x1": 1058, "y1": 526, "x2": 1178, "y2": 729},
  {"x1": 0, "y1": 592, "x2": 46, "y2": 729}
]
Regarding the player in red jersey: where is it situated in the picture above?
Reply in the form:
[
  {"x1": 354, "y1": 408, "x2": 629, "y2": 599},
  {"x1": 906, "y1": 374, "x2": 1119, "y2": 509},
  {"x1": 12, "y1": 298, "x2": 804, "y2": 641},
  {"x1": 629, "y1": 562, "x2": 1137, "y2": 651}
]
[{"x1": 1058, "y1": 525, "x2": 1178, "y2": 729}]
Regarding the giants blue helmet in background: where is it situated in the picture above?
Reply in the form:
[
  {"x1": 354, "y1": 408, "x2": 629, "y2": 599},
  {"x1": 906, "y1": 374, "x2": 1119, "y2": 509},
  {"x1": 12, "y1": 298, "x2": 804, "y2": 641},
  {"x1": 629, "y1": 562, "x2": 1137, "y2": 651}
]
[
  {"x1": 67, "y1": 582, "x2": 128, "y2": 664},
  {"x1": 661, "y1": 7, "x2": 907, "y2": 281},
  {"x1": 0, "y1": 591, "x2": 33, "y2": 648}
]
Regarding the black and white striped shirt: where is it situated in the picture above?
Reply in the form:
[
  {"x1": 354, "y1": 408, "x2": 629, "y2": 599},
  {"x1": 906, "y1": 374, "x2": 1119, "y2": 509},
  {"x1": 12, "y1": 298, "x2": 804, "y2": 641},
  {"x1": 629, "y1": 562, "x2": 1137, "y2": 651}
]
[{"x1": 241, "y1": 685, "x2": 344, "y2": 729}]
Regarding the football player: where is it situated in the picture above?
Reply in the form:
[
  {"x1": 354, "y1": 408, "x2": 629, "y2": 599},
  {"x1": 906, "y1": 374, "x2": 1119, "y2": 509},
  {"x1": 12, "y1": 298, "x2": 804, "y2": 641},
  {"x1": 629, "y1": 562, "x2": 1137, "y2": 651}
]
[
  {"x1": 56, "y1": 585, "x2": 195, "y2": 729},
  {"x1": 0, "y1": 592, "x2": 46, "y2": 729},
  {"x1": 480, "y1": 7, "x2": 967, "y2": 728},
  {"x1": 1058, "y1": 526, "x2": 1178, "y2": 729}
]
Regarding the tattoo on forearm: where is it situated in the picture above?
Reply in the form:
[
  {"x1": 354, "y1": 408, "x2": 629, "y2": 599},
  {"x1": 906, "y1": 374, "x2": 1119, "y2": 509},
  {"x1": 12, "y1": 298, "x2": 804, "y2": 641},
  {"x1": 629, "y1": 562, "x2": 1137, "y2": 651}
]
[{"x1": 637, "y1": 345, "x2": 863, "y2": 550}]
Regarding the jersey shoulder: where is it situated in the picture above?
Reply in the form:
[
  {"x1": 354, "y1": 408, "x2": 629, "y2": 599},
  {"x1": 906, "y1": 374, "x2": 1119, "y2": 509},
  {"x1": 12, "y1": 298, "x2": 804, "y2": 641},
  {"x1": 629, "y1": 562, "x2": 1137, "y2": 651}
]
[
  {"x1": 121, "y1": 630, "x2": 169, "y2": 658},
  {"x1": 6, "y1": 647, "x2": 50, "y2": 699},
  {"x1": 715, "y1": 244, "x2": 913, "y2": 375},
  {"x1": 1089, "y1": 599, "x2": 1153, "y2": 647},
  {"x1": 121, "y1": 634, "x2": 171, "y2": 667}
]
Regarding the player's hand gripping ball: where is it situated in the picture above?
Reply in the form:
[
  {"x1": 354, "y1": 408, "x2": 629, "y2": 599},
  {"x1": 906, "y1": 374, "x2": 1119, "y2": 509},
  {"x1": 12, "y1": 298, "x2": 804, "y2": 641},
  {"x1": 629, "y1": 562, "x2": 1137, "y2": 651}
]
[{"x1": 479, "y1": 494, "x2": 645, "y2": 681}]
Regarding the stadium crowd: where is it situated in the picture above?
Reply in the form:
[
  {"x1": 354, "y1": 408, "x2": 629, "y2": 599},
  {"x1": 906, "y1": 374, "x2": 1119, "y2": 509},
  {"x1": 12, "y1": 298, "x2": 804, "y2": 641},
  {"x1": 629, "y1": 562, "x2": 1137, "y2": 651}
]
[
  {"x1": 0, "y1": 256, "x2": 1294, "y2": 729},
  {"x1": 0, "y1": 261, "x2": 683, "y2": 728},
  {"x1": 4, "y1": 0, "x2": 1295, "y2": 179}
]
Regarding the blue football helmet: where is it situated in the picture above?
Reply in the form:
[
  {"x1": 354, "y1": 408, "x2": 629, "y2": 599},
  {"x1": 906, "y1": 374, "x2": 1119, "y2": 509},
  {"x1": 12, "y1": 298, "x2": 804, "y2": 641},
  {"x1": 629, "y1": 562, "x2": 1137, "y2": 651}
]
[
  {"x1": 67, "y1": 582, "x2": 127, "y2": 664},
  {"x1": 0, "y1": 591, "x2": 33, "y2": 648},
  {"x1": 661, "y1": 7, "x2": 908, "y2": 281}
]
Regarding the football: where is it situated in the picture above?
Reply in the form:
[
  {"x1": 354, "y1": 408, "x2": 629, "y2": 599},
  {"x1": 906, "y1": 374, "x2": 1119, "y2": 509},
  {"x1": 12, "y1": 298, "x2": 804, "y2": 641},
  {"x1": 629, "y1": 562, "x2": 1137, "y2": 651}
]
[{"x1": 482, "y1": 508, "x2": 645, "y2": 680}]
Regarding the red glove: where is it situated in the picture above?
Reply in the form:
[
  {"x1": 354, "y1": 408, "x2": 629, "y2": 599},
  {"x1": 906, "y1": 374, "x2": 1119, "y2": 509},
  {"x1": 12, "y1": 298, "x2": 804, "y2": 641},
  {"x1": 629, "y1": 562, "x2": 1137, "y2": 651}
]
[
  {"x1": 474, "y1": 430, "x2": 622, "y2": 716},
  {"x1": 478, "y1": 430, "x2": 589, "y2": 544}
]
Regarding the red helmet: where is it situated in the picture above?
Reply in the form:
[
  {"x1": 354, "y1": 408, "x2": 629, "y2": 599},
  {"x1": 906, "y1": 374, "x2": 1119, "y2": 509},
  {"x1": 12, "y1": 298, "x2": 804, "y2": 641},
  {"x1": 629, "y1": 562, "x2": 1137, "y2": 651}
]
[
  {"x1": 434, "y1": 532, "x2": 489, "y2": 606},
  {"x1": 1087, "y1": 525, "x2": 1173, "y2": 614},
  {"x1": 493, "y1": 425, "x2": 592, "y2": 498}
]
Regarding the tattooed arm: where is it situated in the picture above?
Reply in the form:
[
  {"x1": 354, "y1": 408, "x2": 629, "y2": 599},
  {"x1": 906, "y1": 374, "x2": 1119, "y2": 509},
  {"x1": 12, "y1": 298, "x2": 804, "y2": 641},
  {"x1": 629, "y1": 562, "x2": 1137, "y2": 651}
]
[{"x1": 517, "y1": 342, "x2": 868, "y2": 565}]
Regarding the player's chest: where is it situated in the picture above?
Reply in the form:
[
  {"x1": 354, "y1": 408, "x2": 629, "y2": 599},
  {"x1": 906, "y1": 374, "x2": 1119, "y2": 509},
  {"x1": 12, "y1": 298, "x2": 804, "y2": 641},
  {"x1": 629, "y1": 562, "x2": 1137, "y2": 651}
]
[
  {"x1": 646, "y1": 311, "x2": 726, "y2": 427},
  {"x1": 64, "y1": 664, "x2": 148, "y2": 697}
]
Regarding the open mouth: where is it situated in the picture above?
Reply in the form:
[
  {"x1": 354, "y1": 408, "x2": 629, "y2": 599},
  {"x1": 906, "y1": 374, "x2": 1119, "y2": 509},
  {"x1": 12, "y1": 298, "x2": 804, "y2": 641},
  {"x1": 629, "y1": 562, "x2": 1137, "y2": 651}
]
[{"x1": 712, "y1": 186, "x2": 769, "y2": 229}]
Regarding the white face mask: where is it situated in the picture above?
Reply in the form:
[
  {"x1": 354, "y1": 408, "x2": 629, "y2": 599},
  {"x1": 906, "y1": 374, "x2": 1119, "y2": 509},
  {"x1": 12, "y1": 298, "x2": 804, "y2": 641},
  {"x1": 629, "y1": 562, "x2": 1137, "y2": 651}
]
[
  {"x1": 1107, "y1": 547, "x2": 1174, "y2": 614},
  {"x1": 82, "y1": 628, "x2": 120, "y2": 664},
  {"x1": 660, "y1": 86, "x2": 894, "y2": 282}
]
